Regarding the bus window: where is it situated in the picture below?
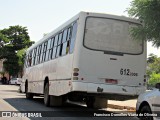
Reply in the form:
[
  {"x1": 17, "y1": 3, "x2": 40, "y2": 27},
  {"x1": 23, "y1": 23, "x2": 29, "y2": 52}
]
[
  {"x1": 28, "y1": 51, "x2": 32, "y2": 67},
  {"x1": 70, "y1": 22, "x2": 77, "y2": 53},
  {"x1": 52, "y1": 34, "x2": 58, "y2": 59},
  {"x1": 51, "y1": 37, "x2": 54, "y2": 48},
  {"x1": 49, "y1": 37, "x2": 54, "y2": 60},
  {"x1": 54, "y1": 35, "x2": 58, "y2": 47},
  {"x1": 36, "y1": 45, "x2": 42, "y2": 64},
  {"x1": 52, "y1": 47, "x2": 57, "y2": 59},
  {"x1": 40, "y1": 44, "x2": 44, "y2": 63},
  {"x1": 61, "y1": 27, "x2": 71, "y2": 56},
  {"x1": 62, "y1": 42, "x2": 67, "y2": 56},
  {"x1": 45, "y1": 39, "x2": 51, "y2": 61},
  {"x1": 47, "y1": 39, "x2": 51, "y2": 50},
  {"x1": 32, "y1": 48, "x2": 37, "y2": 66},
  {"x1": 31, "y1": 50, "x2": 34, "y2": 66},
  {"x1": 62, "y1": 29, "x2": 67, "y2": 43},
  {"x1": 42, "y1": 41, "x2": 48, "y2": 62},
  {"x1": 24, "y1": 55, "x2": 28, "y2": 68},
  {"x1": 56, "y1": 32, "x2": 63, "y2": 57},
  {"x1": 35, "y1": 46, "x2": 39, "y2": 65},
  {"x1": 27, "y1": 54, "x2": 30, "y2": 67},
  {"x1": 66, "y1": 41, "x2": 70, "y2": 54},
  {"x1": 84, "y1": 17, "x2": 142, "y2": 55},
  {"x1": 47, "y1": 38, "x2": 52, "y2": 61},
  {"x1": 58, "y1": 32, "x2": 63, "y2": 45},
  {"x1": 67, "y1": 27, "x2": 71, "y2": 41},
  {"x1": 56, "y1": 46, "x2": 60, "y2": 58}
]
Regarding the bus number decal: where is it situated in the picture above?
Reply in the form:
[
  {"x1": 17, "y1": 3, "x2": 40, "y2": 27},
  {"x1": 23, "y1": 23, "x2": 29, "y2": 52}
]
[{"x1": 120, "y1": 68, "x2": 138, "y2": 76}]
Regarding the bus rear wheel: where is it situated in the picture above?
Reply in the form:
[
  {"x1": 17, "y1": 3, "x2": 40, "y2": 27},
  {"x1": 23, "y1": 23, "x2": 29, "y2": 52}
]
[
  {"x1": 86, "y1": 97, "x2": 95, "y2": 108},
  {"x1": 25, "y1": 82, "x2": 33, "y2": 99},
  {"x1": 44, "y1": 82, "x2": 50, "y2": 106},
  {"x1": 86, "y1": 97, "x2": 108, "y2": 109},
  {"x1": 50, "y1": 95, "x2": 63, "y2": 106}
]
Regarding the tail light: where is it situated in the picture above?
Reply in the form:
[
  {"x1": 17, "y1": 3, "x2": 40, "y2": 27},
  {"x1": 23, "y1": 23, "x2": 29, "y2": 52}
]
[
  {"x1": 73, "y1": 68, "x2": 79, "y2": 72},
  {"x1": 73, "y1": 73, "x2": 79, "y2": 76},
  {"x1": 143, "y1": 75, "x2": 147, "y2": 86},
  {"x1": 73, "y1": 68, "x2": 79, "y2": 80}
]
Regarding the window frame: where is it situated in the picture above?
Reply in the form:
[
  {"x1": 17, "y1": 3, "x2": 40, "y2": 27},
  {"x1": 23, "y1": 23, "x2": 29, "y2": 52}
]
[{"x1": 83, "y1": 16, "x2": 143, "y2": 56}]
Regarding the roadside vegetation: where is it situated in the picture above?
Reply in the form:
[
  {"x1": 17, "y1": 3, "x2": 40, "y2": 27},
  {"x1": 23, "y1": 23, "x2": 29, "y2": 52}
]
[
  {"x1": 128, "y1": 0, "x2": 160, "y2": 87},
  {"x1": 0, "y1": 25, "x2": 34, "y2": 79},
  {"x1": 147, "y1": 54, "x2": 160, "y2": 87}
]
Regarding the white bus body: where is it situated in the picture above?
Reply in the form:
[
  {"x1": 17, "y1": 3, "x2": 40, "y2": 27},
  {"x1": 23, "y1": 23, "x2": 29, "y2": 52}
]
[{"x1": 23, "y1": 12, "x2": 146, "y2": 108}]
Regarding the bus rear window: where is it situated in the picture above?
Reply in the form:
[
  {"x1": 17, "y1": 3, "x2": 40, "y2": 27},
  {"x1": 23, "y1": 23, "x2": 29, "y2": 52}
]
[{"x1": 84, "y1": 17, "x2": 143, "y2": 55}]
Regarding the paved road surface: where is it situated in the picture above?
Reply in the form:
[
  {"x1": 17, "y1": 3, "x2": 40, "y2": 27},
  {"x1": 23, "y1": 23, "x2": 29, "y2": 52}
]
[{"x1": 0, "y1": 83, "x2": 139, "y2": 120}]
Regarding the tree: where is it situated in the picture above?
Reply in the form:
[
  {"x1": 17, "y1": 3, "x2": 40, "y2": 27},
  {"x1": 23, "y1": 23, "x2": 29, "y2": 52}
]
[
  {"x1": 0, "y1": 71, "x2": 5, "y2": 77},
  {"x1": 147, "y1": 53, "x2": 158, "y2": 64},
  {"x1": 0, "y1": 25, "x2": 34, "y2": 77},
  {"x1": 3, "y1": 54, "x2": 19, "y2": 77},
  {"x1": 17, "y1": 48, "x2": 27, "y2": 77},
  {"x1": 147, "y1": 54, "x2": 160, "y2": 75},
  {"x1": 147, "y1": 54, "x2": 160, "y2": 86},
  {"x1": 148, "y1": 72, "x2": 160, "y2": 86},
  {"x1": 127, "y1": 0, "x2": 160, "y2": 47},
  {"x1": 0, "y1": 33, "x2": 9, "y2": 48},
  {"x1": 0, "y1": 33, "x2": 9, "y2": 58},
  {"x1": 0, "y1": 25, "x2": 34, "y2": 50}
]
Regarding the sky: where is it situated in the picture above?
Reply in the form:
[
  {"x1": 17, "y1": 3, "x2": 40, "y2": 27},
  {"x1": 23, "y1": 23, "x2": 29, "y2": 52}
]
[{"x1": 0, "y1": 0, "x2": 159, "y2": 57}]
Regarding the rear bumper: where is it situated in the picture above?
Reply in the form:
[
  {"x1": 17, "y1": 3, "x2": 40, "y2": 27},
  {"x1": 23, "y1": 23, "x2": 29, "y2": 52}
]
[{"x1": 72, "y1": 81, "x2": 146, "y2": 99}]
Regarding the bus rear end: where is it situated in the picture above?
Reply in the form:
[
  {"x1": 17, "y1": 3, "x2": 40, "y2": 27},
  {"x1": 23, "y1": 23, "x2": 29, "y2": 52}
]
[{"x1": 71, "y1": 12, "x2": 146, "y2": 102}]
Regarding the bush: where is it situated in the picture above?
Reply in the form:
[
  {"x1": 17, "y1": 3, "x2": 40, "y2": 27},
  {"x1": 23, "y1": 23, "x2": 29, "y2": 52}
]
[{"x1": 148, "y1": 73, "x2": 160, "y2": 86}]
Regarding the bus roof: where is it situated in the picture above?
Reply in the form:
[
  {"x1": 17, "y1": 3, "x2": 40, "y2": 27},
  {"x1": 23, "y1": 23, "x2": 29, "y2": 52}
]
[
  {"x1": 27, "y1": 12, "x2": 80, "y2": 52},
  {"x1": 27, "y1": 11, "x2": 141, "y2": 53}
]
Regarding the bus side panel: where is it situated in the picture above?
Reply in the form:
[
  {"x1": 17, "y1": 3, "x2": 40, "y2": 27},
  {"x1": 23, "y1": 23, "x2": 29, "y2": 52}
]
[
  {"x1": 49, "y1": 80, "x2": 72, "y2": 96},
  {"x1": 27, "y1": 63, "x2": 44, "y2": 93},
  {"x1": 49, "y1": 54, "x2": 73, "y2": 96}
]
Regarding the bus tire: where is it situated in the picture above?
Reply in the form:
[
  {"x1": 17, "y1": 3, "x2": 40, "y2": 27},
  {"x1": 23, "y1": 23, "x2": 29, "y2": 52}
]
[
  {"x1": 50, "y1": 95, "x2": 63, "y2": 106},
  {"x1": 25, "y1": 82, "x2": 33, "y2": 99},
  {"x1": 94, "y1": 97, "x2": 108, "y2": 109},
  {"x1": 86, "y1": 97, "x2": 107, "y2": 109},
  {"x1": 44, "y1": 82, "x2": 50, "y2": 107},
  {"x1": 86, "y1": 97, "x2": 95, "y2": 108}
]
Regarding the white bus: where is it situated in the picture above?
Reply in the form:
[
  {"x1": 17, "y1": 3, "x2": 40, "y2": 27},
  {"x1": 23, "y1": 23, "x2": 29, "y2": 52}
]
[{"x1": 22, "y1": 12, "x2": 146, "y2": 108}]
